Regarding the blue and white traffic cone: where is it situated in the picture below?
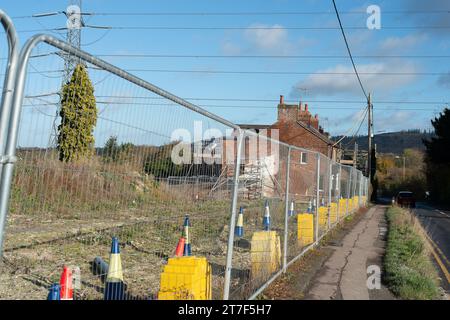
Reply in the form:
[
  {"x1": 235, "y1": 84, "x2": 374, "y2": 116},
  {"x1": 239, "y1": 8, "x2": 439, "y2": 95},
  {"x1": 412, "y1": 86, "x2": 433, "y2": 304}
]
[
  {"x1": 307, "y1": 200, "x2": 312, "y2": 213},
  {"x1": 183, "y1": 215, "x2": 192, "y2": 256},
  {"x1": 235, "y1": 207, "x2": 244, "y2": 237},
  {"x1": 288, "y1": 201, "x2": 295, "y2": 217},
  {"x1": 104, "y1": 237, "x2": 125, "y2": 300},
  {"x1": 263, "y1": 200, "x2": 271, "y2": 231},
  {"x1": 47, "y1": 283, "x2": 61, "y2": 300}
]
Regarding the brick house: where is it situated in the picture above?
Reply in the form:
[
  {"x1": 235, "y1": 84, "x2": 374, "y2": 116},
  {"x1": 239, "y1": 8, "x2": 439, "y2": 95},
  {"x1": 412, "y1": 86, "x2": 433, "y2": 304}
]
[{"x1": 219, "y1": 95, "x2": 341, "y2": 198}]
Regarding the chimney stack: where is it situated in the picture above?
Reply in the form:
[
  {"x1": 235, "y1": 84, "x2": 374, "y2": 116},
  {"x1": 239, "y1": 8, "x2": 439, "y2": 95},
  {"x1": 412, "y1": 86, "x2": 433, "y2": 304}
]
[
  {"x1": 315, "y1": 114, "x2": 319, "y2": 120},
  {"x1": 305, "y1": 103, "x2": 308, "y2": 112},
  {"x1": 280, "y1": 95, "x2": 284, "y2": 104}
]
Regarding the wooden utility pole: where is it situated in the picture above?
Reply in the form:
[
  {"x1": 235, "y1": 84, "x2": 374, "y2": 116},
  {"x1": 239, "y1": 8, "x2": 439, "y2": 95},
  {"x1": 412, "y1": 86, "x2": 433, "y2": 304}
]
[{"x1": 353, "y1": 142, "x2": 358, "y2": 168}]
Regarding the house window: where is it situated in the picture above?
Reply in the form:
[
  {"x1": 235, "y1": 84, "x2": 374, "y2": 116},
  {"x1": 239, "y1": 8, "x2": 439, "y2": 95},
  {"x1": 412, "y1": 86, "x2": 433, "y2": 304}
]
[{"x1": 300, "y1": 152, "x2": 308, "y2": 164}]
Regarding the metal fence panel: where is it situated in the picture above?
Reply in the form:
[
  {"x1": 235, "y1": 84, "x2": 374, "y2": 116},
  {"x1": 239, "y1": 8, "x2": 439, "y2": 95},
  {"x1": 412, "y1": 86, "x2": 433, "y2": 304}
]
[
  {"x1": 285, "y1": 148, "x2": 318, "y2": 266},
  {"x1": 226, "y1": 132, "x2": 288, "y2": 299},
  {"x1": 0, "y1": 27, "x2": 371, "y2": 300},
  {"x1": 0, "y1": 38, "x2": 238, "y2": 300}
]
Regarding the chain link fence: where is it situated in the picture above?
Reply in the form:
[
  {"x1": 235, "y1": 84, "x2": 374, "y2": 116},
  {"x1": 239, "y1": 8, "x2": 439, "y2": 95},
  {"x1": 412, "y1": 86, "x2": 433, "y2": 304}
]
[{"x1": 0, "y1": 14, "x2": 369, "y2": 300}]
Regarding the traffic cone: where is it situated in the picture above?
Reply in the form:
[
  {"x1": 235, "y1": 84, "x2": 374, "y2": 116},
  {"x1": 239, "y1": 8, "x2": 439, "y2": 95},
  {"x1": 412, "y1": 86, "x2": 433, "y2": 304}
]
[
  {"x1": 235, "y1": 207, "x2": 244, "y2": 237},
  {"x1": 183, "y1": 215, "x2": 191, "y2": 256},
  {"x1": 321, "y1": 198, "x2": 325, "y2": 206},
  {"x1": 175, "y1": 236, "x2": 185, "y2": 257},
  {"x1": 59, "y1": 266, "x2": 73, "y2": 300},
  {"x1": 263, "y1": 200, "x2": 270, "y2": 231},
  {"x1": 104, "y1": 237, "x2": 125, "y2": 300},
  {"x1": 47, "y1": 283, "x2": 60, "y2": 300},
  {"x1": 307, "y1": 200, "x2": 312, "y2": 213},
  {"x1": 312, "y1": 198, "x2": 317, "y2": 212},
  {"x1": 288, "y1": 201, "x2": 295, "y2": 217}
]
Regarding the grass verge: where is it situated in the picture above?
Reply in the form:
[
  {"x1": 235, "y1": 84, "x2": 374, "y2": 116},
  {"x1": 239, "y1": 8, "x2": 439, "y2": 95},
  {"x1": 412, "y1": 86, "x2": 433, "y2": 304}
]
[{"x1": 384, "y1": 206, "x2": 440, "y2": 300}]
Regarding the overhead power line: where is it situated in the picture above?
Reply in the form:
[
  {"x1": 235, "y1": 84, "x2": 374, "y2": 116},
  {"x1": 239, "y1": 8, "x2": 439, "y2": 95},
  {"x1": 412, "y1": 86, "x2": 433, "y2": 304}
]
[
  {"x1": 21, "y1": 100, "x2": 444, "y2": 112},
  {"x1": 6, "y1": 68, "x2": 447, "y2": 77},
  {"x1": 4, "y1": 53, "x2": 450, "y2": 60},
  {"x1": 23, "y1": 93, "x2": 449, "y2": 105},
  {"x1": 332, "y1": 107, "x2": 369, "y2": 147},
  {"x1": 332, "y1": 0, "x2": 368, "y2": 100},
  {"x1": 84, "y1": 54, "x2": 450, "y2": 59},
  {"x1": 8, "y1": 25, "x2": 450, "y2": 34},
  {"x1": 13, "y1": 10, "x2": 450, "y2": 19},
  {"x1": 331, "y1": 0, "x2": 372, "y2": 147},
  {"x1": 106, "y1": 69, "x2": 447, "y2": 76}
]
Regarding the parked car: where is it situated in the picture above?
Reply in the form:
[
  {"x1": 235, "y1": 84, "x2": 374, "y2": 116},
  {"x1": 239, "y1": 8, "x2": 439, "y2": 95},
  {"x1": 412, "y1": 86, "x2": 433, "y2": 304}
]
[{"x1": 396, "y1": 191, "x2": 416, "y2": 208}]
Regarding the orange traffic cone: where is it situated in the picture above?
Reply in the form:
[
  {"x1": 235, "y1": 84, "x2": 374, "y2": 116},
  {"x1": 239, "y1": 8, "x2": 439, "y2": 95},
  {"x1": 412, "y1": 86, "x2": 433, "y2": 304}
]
[
  {"x1": 59, "y1": 266, "x2": 73, "y2": 300},
  {"x1": 175, "y1": 237, "x2": 185, "y2": 257}
]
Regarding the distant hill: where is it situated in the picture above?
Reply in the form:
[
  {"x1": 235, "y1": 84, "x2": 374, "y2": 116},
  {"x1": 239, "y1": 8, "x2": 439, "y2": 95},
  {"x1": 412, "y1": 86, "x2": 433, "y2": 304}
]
[{"x1": 334, "y1": 130, "x2": 435, "y2": 154}]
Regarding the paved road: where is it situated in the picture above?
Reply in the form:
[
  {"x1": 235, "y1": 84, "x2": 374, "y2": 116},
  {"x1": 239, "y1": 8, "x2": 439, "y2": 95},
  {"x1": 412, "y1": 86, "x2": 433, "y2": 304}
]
[{"x1": 412, "y1": 202, "x2": 450, "y2": 292}]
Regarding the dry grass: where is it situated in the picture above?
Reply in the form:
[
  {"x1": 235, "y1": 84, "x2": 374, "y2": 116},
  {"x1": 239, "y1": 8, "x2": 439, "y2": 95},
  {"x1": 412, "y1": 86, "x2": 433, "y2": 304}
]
[
  {"x1": 1, "y1": 153, "x2": 303, "y2": 300},
  {"x1": 384, "y1": 206, "x2": 440, "y2": 300}
]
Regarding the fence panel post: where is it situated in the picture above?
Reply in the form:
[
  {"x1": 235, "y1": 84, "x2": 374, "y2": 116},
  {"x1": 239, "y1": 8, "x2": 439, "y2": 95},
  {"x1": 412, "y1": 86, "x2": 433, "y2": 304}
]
[
  {"x1": 0, "y1": 10, "x2": 19, "y2": 254},
  {"x1": 359, "y1": 172, "x2": 362, "y2": 208},
  {"x1": 327, "y1": 160, "x2": 332, "y2": 230},
  {"x1": 346, "y1": 167, "x2": 352, "y2": 216},
  {"x1": 337, "y1": 164, "x2": 342, "y2": 222},
  {"x1": 315, "y1": 153, "x2": 320, "y2": 242},
  {"x1": 283, "y1": 147, "x2": 291, "y2": 272},
  {"x1": 223, "y1": 130, "x2": 244, "y2": 300},
  {"x1": 354, "y1": 169, "x2": 358, "y2": 208}
]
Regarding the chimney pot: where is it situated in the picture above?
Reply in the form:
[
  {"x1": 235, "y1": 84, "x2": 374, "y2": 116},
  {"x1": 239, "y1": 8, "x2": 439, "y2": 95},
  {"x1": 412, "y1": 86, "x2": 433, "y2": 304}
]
[
  {"x1": 280, "y1": 95, "x2": 284, "y2": 104},
  {"x1": 305, "y1": 103, "x2": 308, "y2": 112},
  {"x1": 315, "y1": 114, "x2": 319, "y2": 119}
]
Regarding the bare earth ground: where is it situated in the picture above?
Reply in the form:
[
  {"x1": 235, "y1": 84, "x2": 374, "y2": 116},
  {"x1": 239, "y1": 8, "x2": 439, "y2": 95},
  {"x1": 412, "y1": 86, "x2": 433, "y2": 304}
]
[
  {"x1": 263, "y1": 205, "x2": 397, "y2": 300},
  {"x1": 0, "y1": 197, "x2": 300, "y2": 300}
]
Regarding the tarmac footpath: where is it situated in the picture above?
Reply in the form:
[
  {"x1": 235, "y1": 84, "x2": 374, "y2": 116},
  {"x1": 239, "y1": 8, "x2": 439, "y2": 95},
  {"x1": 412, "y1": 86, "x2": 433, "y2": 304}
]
[{"x1": 306, "y1": 205, "x2": 394, "y2": 300}]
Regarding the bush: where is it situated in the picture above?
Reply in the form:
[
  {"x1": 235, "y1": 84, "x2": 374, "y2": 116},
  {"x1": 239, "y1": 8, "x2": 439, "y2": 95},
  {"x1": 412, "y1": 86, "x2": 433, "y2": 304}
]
[
  {"x1": 57, "y1": 64, "x2": 97, "y2": 162},
  {"x1": 102, "y1": 136, "x2": 134, "y2": 164},
  {"x1": 143, "y1": 143, "x2": 182, "y2": 178}
]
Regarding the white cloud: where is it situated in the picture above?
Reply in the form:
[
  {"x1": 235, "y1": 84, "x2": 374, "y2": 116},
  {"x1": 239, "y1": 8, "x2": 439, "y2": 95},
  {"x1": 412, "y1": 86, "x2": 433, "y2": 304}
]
[
  {"x1": 290, "y1": 61, "x2": 419, "y2": 97},
  {"x1": 220, "y1": 23, "x2": 313, "y2": 55},
  {"x1": 244, "y1": 23, "x2": 289, "y2": 52},
  {"x1": 375, "y1": 111, "x2": 419, "y2": 132},
  {"x1": 221, "y1": 40, "x2": 241, "y2": 55},
  {"x1": 379, "y1": 34, "x2": 427, "y2": 53}
]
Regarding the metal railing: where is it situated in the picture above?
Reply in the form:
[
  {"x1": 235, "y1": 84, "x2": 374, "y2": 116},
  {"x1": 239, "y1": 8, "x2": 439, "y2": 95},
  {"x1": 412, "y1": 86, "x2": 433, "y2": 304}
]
[
  {"x1": 0, "y1": 9, "x2": 19, "y2": 255},
  {"x1": 0, "y1": 11, "x2": 369, "y2": 300}
]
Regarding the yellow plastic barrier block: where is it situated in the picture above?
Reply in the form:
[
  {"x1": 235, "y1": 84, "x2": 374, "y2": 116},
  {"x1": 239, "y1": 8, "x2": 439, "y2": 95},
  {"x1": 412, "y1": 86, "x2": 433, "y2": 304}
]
[
  {"x1": 158, "y1": 256, "x2": 212, "y2": 300},
  {"x1": 297, "y1": 213, "x2": 314, "y2": 246},
  {"x1": 251, "y1": 231, "x2": 281, "y2": 280},
  {"x1": 339, "y1": 199, "x2": 347, "y2": 217},
  {"x1": 318, "y1": 206, "x2": 328, "y2": 228},
  {"x1": 330, "y1": 203, "x2": 337, "y2": 224},
  {"x1": 354, "y1": 196, "x2": 359, "y2": 209}
]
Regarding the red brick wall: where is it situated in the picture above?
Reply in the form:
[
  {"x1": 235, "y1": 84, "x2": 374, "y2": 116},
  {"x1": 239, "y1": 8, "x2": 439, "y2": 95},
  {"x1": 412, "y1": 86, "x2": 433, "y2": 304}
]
[{"x1": 271, "y1": 121, "x2": 330, "y2": 157}]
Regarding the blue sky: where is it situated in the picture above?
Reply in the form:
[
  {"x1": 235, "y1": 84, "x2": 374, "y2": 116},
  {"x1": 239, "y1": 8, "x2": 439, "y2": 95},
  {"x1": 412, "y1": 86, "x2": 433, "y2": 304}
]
[{"x1": 1, "y1": 0, "x2": 449, "y2": 147}]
